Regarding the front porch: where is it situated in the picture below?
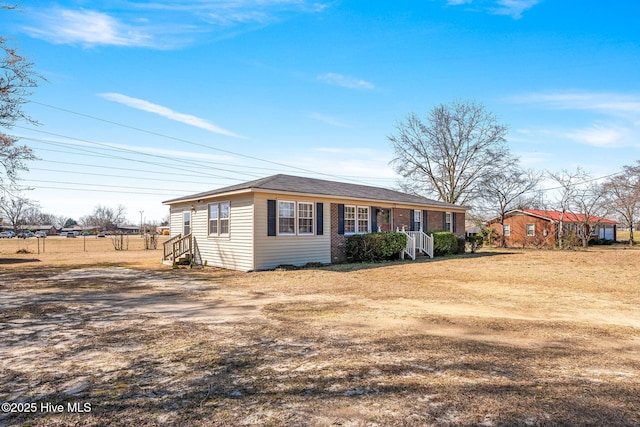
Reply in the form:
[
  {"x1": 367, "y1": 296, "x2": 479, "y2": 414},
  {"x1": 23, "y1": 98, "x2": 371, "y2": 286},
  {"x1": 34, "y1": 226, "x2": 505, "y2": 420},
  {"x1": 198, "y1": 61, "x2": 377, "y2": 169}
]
[{"x1": 162, "y1": 233, "x2": 203, "y2": 267}]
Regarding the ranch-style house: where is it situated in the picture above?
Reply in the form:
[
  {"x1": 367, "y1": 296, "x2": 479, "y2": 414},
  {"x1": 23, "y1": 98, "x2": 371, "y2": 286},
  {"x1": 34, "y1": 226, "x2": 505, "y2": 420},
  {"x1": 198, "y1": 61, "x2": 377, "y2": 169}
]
[
  {"x1": 162, "y1": 174, "x2": 467, "y2": 271},
  {"x1": 489, "y1": 209, "x2": 617, "y2": 247}
]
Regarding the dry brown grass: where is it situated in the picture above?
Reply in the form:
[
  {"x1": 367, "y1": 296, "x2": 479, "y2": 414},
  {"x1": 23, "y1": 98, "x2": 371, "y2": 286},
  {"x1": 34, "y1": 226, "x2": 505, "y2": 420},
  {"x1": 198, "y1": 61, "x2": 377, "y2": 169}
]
[
  {"x1": 0, "y1": 242, "x2": 639, "y2": 426},
  {"x1": 0, "y1": 235, "x2": 167, "y2": 269}
]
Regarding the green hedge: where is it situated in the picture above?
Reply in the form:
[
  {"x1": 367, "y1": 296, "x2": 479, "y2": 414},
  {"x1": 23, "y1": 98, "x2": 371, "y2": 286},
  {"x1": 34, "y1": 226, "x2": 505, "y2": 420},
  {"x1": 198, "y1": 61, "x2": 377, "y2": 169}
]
[
  {"x1": 428, "y1": 231, "x2": 459, "y2": 256},
  {"x1": 346, "y1": 232, "x2": 407, "y2": 262}
]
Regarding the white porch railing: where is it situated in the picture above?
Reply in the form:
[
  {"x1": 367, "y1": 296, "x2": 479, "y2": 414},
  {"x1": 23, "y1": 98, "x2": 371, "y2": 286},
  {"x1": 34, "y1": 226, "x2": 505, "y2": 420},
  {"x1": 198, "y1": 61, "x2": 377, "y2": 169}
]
[
  {"x1": 400, "y1": 228, "x2": 434, "y2": 259},
  {"x1": 401, "y1": 232, "x2": 416, "y2": 260}
]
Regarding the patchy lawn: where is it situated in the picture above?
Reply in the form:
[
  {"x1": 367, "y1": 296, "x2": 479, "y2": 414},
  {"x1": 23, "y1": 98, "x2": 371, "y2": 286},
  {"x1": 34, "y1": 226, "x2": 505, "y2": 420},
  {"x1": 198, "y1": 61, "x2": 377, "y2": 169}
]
[{"x1": 0, "y1": 244, "x2": 639, "y2": 426}]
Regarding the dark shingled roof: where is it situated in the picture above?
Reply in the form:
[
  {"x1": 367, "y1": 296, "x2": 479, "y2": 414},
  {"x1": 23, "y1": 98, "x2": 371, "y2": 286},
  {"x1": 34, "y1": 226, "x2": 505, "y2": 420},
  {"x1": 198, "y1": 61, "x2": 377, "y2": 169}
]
[{"x1": 163, "y1": 174, "x2": 463, "y2": 209}]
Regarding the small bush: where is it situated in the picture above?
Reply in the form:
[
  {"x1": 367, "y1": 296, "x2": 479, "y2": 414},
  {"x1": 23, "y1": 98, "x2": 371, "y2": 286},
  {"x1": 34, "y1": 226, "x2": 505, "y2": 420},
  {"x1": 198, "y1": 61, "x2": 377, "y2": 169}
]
[
  {"x1": 428, "y1": 231, "x2": 458, "y2": 256},
  {"x1": 346, "y1": 232, "x2": 407, "y2": 262},
  {"x1": 16, "y1": 249, "x2": 31, "y2": 254},
  {"x1": 466, "y1": 234, "x2": 483, "y2": 253}
]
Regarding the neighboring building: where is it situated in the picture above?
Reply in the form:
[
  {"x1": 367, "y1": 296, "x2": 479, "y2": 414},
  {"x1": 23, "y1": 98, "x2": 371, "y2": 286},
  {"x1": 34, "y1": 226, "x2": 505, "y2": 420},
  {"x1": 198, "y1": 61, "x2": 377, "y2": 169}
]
[
  {"x1": 115, "y1": 225, "x2": 141, "y2": 234},
  {"x1": 23, "y1": 225, "x2": 58, "y2": 236},
  {"x1": 489, "y1": 209, "x2": 617, "y2": 247},
  {"x1": 465, "y1": 220, "x2": 481, "y2": 237},
  {"x1": 163, "y1": 174, "x2": 467, "y2": 271},
  {"x1": 61, "y1": 225, "x2": 85, "y2": 233}
]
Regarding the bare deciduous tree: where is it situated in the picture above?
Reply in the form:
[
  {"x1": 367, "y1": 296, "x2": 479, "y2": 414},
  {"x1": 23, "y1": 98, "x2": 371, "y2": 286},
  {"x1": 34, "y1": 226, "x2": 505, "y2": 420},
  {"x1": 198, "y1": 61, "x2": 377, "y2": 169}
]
[
  {"x1": 81, "y1": 204, "x2": 127, "y2": 231},
  {"x1": 20, "y1": 206, "x2": 65, "y2": 228},
  {"x1": 548, "y1": 168, "x2": 590, "y2": 248},
  {"x1": 0, "y1": 193, "x2": 35, "y2": 234},
  {"x1": 481, "y1": 161, "x2": 542, "y2": 247},
  {"x1": 389, "y1": 99, "x2": 509, "y2": 205},
  {"x1": 572, "y1": 182, "x2": 609, "y2": 247},
  {"x1": 602, "y1": 163, "x2": 640, "y2": 245},
  {"x1": 548, "y1": 168, "x2": 611, "y2": 248},
  {"x1": 1, "y1": 3, "x2": 42, "y2": 190}
]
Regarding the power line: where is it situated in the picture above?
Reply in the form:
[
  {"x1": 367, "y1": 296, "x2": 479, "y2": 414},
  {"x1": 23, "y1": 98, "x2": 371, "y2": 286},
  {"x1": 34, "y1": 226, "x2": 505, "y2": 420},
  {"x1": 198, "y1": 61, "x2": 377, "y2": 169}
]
[
  {"x1": 29, "y1": 167, "x2": 225, "y2": 186},
  {"x1": 17, "y1": 130, "x2": 265, "y2": 180},
  {"x1": 27, "y1": 185, "x2": 186, "y2": 197},
  {"x1": 29, "y1": 101, "x2": 387, "y2": 185},
  {"x1": 21, "y1": 178, "x2": 186, "y2": 193}
]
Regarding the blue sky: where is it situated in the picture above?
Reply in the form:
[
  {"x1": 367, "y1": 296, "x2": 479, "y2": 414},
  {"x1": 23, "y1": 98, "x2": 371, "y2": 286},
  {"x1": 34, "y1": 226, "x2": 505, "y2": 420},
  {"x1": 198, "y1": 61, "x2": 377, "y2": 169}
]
[{"x1": 2, "y1": 0, "x2": 640, "y2": 223}]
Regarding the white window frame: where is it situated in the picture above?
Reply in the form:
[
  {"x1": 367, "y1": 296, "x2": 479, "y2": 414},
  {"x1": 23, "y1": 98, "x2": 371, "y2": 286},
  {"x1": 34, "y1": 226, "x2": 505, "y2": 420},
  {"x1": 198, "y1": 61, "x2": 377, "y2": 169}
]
[
  {"x1": 220, "y1": 202, "x2": 230, "y2": 235},
  {"x1": 278, "y1": 201, "x2": 296, "y2": 235},
  {"x1": 183, "y1": 211, "x2": 191, "y2": 235},
  {"x1": 345, "y1": 205, "x2": 369, "y2": 235},
  {"x1": 503, "y1": 224, "x2": 511, "y2": 236},
  {"x1": 209, "y1": 203, "x2": 218, "y2": 235},
  {"x1": 414, "y1": 209, "x2": 422, "y2": 231},
  {"x1": 526, "y1": 223, "x2": 535, "y2": 237},
  {"x1": 298, "y1": 202, "x2": 314, "y2": 235},
  {"x1": 208, "y1": 201, "x2": 230, "y2": 237},
  {"x1": 445, "y1": 212, "x2": 452, "y2": 232},
  {"x1": 276, "y1": 200, "x2": 316, "y2": 236},
  {"x1": 344, "y1": 206, "x2": 356, "y2": 234}
]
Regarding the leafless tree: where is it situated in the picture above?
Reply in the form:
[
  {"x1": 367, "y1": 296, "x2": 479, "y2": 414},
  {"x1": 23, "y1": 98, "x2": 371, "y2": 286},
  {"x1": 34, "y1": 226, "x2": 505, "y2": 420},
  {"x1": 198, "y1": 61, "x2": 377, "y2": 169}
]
[
  {"x1": 81, "y1": 204, "x2": 127, "y2": 231},
  {"x1": 481, "y1": 160, "x2": 542, "y2": 247},
  {"x1": 20, "y1": 206, "x2": 65, "y2": 228},
  {"x1": 0, "y1": 192, "x2": 35, "y2": 234},
  {"x1": 389, "y1": 100, "x2": 509, "y2": 205},
  {"x1": 548, "y1": 168, "x2": 611, "y2": 248},
  {"x1": 1, "y1": 3, "x2": 42, "y2": 191},
  {"x1": 547, "y1": 168, "x2": 590, "y2": 248},
  {"x1": 602, "y1": 163, "x2": 640, "y2": 245},
  {"x1": 572, "y1": 181, "x2": 610, "y2": 247}
]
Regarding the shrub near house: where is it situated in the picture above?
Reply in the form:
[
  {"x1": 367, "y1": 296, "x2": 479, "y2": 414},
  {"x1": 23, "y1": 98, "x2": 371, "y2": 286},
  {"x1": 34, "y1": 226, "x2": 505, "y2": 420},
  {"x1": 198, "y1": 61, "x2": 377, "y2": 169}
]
[{"x1": 346, "y1": 232, "x2": 407, "y2": 262}]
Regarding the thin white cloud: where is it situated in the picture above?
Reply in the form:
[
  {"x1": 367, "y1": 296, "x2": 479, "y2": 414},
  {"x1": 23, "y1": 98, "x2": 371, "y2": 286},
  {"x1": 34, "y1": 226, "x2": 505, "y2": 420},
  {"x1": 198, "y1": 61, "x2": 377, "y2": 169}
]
[
  {"x1": 99, "y1": 93, "x2": 242, "y2": 138},
  {"x1": 510, "y1": 91, "x2": 640, "y2": 118},
  {"x1": 23, "y1": 9, "x2": 153, "y2": 47},
  {"x1": 446, "y1": 0, "x2": 541, "y2": 19},
  {"x1": 563, "y1": 125, "x2": 629, "y2": 148},
  {"x1": 307, "y1": 113, "x2": 351, "y2": 128},
  {"x1": 318, "y1": 73, "x2": 375, "y2": 90},
  {"x1": 512, "y1": 124, "x2": 633, "y2": 148},
  {"x1": 514, "y1": 151, "x2": 551, "y2": 166},
  {"x1": 491, "y1": 0, "x2": 541, "y2": 19},
  {"x1": 21, "y1": 2, "x2": 330, "y2": 49}
]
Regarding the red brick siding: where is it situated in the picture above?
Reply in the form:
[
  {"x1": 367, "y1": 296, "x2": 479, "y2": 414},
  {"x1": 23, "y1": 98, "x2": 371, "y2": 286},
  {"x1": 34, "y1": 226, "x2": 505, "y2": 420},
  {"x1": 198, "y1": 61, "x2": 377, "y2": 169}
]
[
  {"x1": 392, "y1": 208, "x2": 411, "y2": 231},
  {"x1": 490, "y1": 214, "x2": 556, "y2": 247},
  {"x1": 455, "y1": 213, "x2": 465, "y2": 238}
]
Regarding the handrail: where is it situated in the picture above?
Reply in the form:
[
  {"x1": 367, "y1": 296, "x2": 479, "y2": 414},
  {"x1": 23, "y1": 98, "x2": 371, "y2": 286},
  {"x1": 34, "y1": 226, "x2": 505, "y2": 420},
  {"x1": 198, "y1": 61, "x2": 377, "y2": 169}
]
[
  {"x1": 402, "y1": 233, "x2": 416, "y2": 260},
  {"x1": 172, "y1": 233, "x2": 192, "y2": 261},
  {"x1": 403, "y1": 230, "x2": 434, "y2": 259},
  {"x1": 163, "y1": 233, "x2": 182, "y2": 260}
]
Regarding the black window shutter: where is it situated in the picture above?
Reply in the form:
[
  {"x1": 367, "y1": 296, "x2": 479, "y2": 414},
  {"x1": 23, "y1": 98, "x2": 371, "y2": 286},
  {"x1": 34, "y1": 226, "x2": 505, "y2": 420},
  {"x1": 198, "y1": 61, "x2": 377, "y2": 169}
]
[
  {"x1": 316, "y1": 202, "x2": 323, "y2": 235},
  {"x1": 452, "y1": 212, "x2": 457, "y2": 233},
  {"x1": 371, "y1": 207, "x2": 377, "y2": 232},
  {"x1": 409, "y1": 210, "x2": 415, "y2": 231},
  {"x1": 442, "y1": 212, "x2": 447, "y2": 231},
  {"x1": 267, "y1": 200, "x2": 276, "y2": 236},
  {"x1": 423, "y1": 210, "x2": 428, "y2": 232},
  {"x1": 338, "y1": 204, "x2": 344, "y2": 235}
]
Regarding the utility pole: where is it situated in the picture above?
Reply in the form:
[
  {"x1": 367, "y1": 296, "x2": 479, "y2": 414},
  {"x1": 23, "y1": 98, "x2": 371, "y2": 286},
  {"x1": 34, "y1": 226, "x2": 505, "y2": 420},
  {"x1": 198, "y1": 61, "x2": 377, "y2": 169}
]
[{"x1": 139, "y1": 210, "x2": 144, "y2": 237}]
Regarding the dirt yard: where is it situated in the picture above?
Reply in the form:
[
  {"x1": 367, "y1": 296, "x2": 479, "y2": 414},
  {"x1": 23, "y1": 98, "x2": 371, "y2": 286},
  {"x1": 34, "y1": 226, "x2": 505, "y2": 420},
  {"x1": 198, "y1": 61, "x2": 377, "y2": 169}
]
[{"x1": 0, "y1": 238, "x2": 639, "y2": 426}]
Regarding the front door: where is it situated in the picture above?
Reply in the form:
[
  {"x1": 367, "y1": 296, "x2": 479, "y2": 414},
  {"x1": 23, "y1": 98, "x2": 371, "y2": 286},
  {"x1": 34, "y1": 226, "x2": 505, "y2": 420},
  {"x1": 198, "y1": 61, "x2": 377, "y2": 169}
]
[{"x1": 377, "y1": 208, "x2": 392, "y2": 232}]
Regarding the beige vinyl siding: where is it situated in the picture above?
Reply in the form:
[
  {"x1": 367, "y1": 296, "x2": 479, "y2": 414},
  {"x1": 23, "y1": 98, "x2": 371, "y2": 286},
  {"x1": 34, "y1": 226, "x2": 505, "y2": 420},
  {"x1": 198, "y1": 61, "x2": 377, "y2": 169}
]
[
  {"x1": 169, "y1": 205, "x2": 188, "y2": 236},
  {"x1": 253, "y1": 193, "x2": 331, "y2": 270},
  {"x1": 185, "y1": 194, "x2": 254, "y2": 272}
]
